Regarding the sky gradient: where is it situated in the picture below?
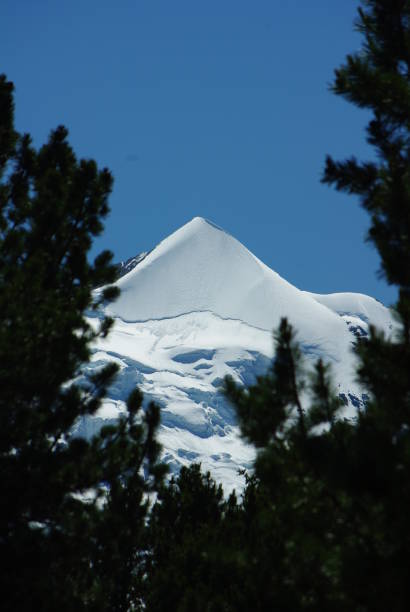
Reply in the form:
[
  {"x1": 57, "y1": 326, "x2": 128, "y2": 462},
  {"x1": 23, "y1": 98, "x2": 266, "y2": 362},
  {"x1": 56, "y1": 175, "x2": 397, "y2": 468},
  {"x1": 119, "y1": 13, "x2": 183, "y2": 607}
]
[{"x1": 2, "y1": 0, "x2": 397, "y2": 305}]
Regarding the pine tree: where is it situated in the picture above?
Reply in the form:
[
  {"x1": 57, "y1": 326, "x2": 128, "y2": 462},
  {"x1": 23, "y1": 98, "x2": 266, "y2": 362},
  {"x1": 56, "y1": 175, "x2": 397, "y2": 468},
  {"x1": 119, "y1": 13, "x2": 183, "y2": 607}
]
[
  {"x1": 320, "y1": 1, "x2": 410, "y2": 607},
  {"x1": 0, "y1": 75, "x2": 165, "y2": 611},
  {"x1": 224, "y1": 323, "x2": 348, "y2": 610},
  {"x1": 223, "y1": 1, "x2": 410, "y2": 609},
  {"x1": 145, "y1": 464, "x2": 228, "y2": 612}
]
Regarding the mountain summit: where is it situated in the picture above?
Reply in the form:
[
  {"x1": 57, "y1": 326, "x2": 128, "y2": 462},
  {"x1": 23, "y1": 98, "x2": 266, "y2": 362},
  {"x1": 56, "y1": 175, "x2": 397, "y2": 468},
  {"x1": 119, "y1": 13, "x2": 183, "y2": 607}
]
[
  {"x1": 109, "y1": 217, "x2": 348, "y2": 336},
  {"x1": 85, "y1": 218, "x2": 395, "y2": 490}
]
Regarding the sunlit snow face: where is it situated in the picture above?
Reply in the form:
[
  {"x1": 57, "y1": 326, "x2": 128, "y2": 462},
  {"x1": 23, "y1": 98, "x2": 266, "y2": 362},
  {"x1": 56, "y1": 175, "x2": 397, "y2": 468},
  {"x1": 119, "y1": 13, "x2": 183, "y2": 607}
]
[{"x1": 83, "y1": 218, "x2": 396, "y2": 492}]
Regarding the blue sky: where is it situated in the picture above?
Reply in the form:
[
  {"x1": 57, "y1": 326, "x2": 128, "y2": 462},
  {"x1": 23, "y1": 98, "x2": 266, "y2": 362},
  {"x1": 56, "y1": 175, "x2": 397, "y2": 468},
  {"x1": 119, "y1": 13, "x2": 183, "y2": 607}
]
[{"x1": 2, "y1": 0, "x2": 396, "y2": 305}]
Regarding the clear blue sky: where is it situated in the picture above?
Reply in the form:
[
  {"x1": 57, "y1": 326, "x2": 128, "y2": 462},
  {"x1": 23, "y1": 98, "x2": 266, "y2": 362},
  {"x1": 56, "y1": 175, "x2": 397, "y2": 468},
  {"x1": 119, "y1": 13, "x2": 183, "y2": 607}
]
[{"x1": 1, "y1": 0, "x2": 397, "y2": 305}]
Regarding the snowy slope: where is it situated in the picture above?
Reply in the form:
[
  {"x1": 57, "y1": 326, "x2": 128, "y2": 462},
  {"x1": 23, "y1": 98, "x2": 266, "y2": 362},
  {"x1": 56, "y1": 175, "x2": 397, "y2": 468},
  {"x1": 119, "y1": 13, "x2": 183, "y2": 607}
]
[
  {"x1": 82, "y1": 217, "x2": 395, "y2": 491},
  {"x1": 105, "y1": 217, "x2": 351, "y2": 338}
]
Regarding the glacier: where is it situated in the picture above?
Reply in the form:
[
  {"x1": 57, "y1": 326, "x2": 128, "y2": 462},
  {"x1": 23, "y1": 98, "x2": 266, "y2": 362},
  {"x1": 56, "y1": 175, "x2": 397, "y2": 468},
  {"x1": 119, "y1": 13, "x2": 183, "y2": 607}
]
[{"x1": 77, "y1": 217, "x2": 395, "y2": 492}]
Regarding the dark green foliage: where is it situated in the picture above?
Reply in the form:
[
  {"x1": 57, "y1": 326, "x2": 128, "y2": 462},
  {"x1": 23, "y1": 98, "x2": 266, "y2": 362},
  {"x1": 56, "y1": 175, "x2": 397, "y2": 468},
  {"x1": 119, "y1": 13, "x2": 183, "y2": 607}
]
[
  {"x1": 225, "y1": 319, "x2": 305, "y2": 446},
  {"x1": 322, "y1": 0, "x2": 410, "y2": 292},
  {"x1": 0, "y1": 76, "x2": 165, "y2": 611},
  {"x1": 320, "y1": 4, "x2": 410, "y2": 603},
  {"x1": 145, "y1": 464, "x2": 228, "y2": 612},
  {"x1": 145, "y1": 464, "x2": 279, "y2": 612},
  {"x1": 225, "y1": 323, "x2": 350, "y2": 611},
  {"x1": 223, "y1": 1, "x2": 410, "y2": 609},
  {"x1": 87, "y1": 396, "x2": 167, "y2": 612}
]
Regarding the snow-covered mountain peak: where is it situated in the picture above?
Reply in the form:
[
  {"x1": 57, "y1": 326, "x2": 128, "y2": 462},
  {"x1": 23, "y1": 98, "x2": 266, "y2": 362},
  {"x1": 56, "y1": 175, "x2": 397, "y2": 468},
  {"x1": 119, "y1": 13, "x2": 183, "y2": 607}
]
[
  {"x1": 106, "y1": 217, "x2": 345, "y2": 339},
  {"x1": 186, "y1": 215, "x2": 223, "y2": 229},
  {"x1": 84, "y1": 218, "x2": 396, "y2": 491},
  {"x1": 186, "y1": 216, "x2": 233, "y2": 236}
]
